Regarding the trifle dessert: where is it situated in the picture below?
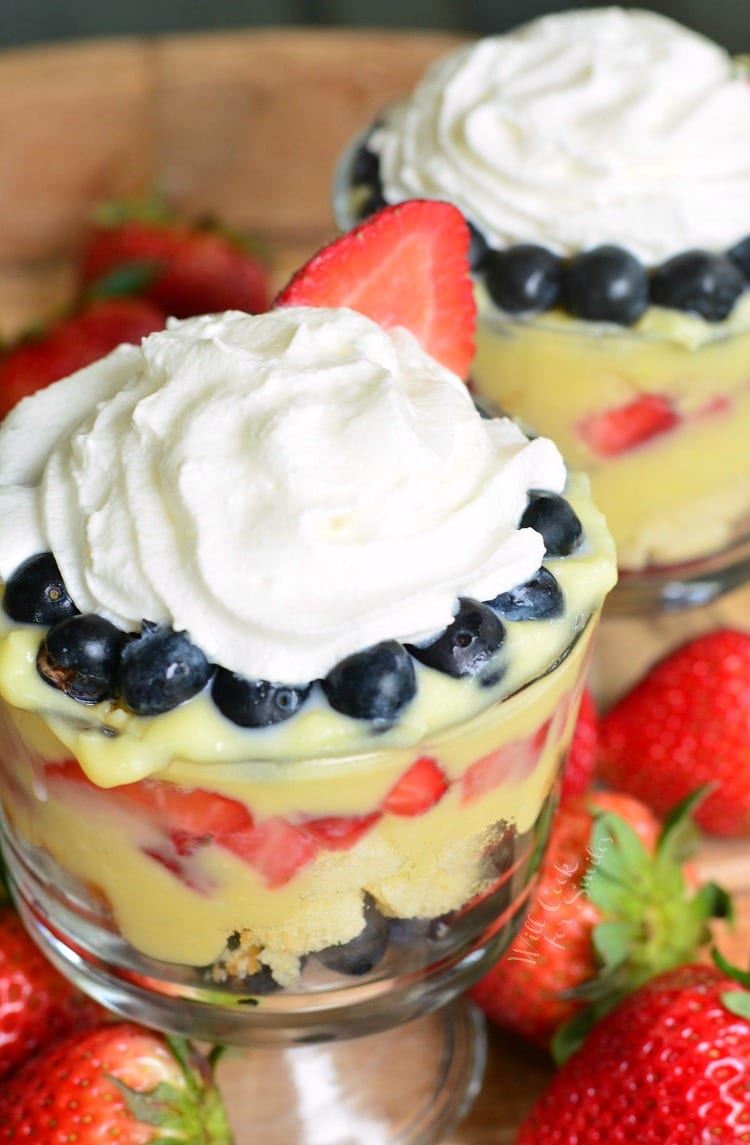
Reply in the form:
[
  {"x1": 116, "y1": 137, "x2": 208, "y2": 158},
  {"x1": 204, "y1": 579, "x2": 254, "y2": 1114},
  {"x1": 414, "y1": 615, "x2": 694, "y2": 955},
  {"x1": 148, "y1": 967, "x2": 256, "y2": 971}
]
[
  {"x1": 0, "y1": 202, "x2": 616, "y2": 1045},
  {"x1": 336, "y1": 8, "x2": 750, "y2": 603}
]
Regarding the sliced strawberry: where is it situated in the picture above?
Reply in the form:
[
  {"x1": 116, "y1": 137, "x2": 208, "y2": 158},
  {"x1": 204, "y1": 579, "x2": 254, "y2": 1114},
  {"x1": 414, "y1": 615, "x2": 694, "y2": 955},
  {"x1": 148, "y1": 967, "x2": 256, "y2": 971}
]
[
  {"x1": 300, "y1": 813, "x2": 380, "y2": 850},
  {"x1": 0, "y1": 298, "x2": 166, "y2": 420},
  {"x1": 462, "y1": 721, "x2": 552, "y2": 804},
  {"x1": 382, "y1": 756, "x2": 449, "y2": 817},
  {"x1": 220, "y1": 817, "x2": 320, "y2": 888},
  {"x1": 578, "y1": 394, "x2": 679, "y2": 456},
  {"x1": 275, "y1": 201, "x2": 476, "y2": 379},
  {"x1": 116, "y1": 781, "x2": 254, "y2": 840},
  {"x1": 46, "y1": 763, "x2": 254, "y2": 849}
]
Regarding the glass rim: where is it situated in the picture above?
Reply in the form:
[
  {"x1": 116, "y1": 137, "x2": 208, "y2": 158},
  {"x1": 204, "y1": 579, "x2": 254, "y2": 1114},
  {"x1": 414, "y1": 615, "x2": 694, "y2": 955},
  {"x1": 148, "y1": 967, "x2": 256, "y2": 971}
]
[
  {"x1": 0, "y1": 614, "x2": 596, "y2": 776},
  {"x1": 333, "y1": 123, "x2": 750, "y2": 349}
]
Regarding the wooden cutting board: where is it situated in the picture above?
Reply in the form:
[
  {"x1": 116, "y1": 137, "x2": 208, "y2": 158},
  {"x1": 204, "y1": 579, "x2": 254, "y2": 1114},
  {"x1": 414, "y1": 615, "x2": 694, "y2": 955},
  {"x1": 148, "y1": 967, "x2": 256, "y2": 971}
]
[{"x1": 0, "y1": 28, "x2": 748, "y2": 1141}]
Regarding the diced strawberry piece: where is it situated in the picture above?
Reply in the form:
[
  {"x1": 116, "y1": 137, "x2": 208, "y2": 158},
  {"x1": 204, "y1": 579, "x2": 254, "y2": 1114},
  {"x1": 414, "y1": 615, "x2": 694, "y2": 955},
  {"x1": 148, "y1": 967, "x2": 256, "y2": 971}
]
[
  {"x1": 578, "y1": 394, "x2": 679, "y2": 457},
  {"x1": 0, "y1": 298, "x2": 166, "y2": 420},
  {"x1": 300, "y1": 813, "x2": 380, "y2": 850},
  {"x1": 140, "y1": 846, "x2": 212, "y2": 893},
  {"x1": 462, "y1": 746, "x2": 514, "y2": 804},
  {"x1": 46, "y1": 762, "x2": 254, "y2": 847},
  {"x1": 382, "y1": 756, "x2": 449, "y2": 817},
  {"x1": 122, "y1": 782, "x2": 254, "y2": 839},
  {"x1": 275, "y1": 201, "x2": 476, "y2": 379},
  {"x1": 220, "y1": 817, "x2": 320, "y2": 888},
  {"x1": 462, "y1": 721, "x2": 552, "y2": 804}
]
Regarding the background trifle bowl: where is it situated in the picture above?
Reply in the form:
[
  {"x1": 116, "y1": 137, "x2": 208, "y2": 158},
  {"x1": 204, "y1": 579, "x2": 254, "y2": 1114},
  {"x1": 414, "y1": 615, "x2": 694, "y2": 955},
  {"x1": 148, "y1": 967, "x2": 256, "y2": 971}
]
[
  {"x1": 0, "y1": 615, "x2": 597, "y2": 1144},
  {"x1": 334, "y1": 138, "x2": 750, "y2": 617},
  {"x1": 470, "y1": 302, "x2": 750, "y2": 615},
  {"x1": 333, "y1": 8, "x2": 750, "y2": 617}
]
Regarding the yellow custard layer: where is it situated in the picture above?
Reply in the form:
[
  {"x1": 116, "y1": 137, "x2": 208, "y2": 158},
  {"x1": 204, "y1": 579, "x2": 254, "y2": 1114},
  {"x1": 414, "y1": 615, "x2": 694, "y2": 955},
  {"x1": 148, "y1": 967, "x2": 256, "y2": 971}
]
[
  {"x1": 472, "y1": 291, "x2": 750, "y2": 571},
  {"x1": 0, "y1": 625, "x2": 591, "y2": 981},
  {"x1": 0, "y1": 474, "x2": 614, "y2": 979}
]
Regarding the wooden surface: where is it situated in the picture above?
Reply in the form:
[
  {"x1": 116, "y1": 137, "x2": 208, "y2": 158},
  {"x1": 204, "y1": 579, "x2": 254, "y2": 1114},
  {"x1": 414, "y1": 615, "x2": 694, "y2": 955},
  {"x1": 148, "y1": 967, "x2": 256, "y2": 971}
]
[{"x1": 0, "y1": 28, "x2": 748, "y2": 1143}]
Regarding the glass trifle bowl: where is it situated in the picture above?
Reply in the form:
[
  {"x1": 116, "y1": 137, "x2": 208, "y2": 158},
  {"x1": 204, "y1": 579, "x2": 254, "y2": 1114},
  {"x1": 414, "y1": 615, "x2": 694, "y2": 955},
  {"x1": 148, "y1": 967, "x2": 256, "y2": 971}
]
[
  {"x1": 0, "y1": 211, "x2": 615, "y2": 1143},
  {"x1": 334, "y1": 8, "x2": 750, "y2": 613}
]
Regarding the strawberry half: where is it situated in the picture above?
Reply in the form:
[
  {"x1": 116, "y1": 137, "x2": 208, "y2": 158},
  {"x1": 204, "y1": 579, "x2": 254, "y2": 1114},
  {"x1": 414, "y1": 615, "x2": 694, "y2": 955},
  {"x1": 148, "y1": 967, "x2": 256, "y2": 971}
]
[{"x1": 275, "y1": 201, "x2": 476, "y2": 378}]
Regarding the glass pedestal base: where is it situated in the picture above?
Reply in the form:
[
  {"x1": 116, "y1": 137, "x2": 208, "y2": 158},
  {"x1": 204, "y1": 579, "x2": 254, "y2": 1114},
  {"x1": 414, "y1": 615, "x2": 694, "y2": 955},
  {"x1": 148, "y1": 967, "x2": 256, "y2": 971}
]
[{"x1": 216, "y1": 999, "x2": 487, "y2": 1145}]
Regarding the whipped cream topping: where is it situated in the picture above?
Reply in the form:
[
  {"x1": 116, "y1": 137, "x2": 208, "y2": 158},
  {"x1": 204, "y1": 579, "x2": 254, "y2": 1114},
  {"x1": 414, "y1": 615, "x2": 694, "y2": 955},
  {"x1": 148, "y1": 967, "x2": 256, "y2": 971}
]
[
  {"x1": 371, "y1": 8, "x2": 750, "y2": 264},
  {"x1": 0, "y1": 308, "x2": 566, "y2": 681}
]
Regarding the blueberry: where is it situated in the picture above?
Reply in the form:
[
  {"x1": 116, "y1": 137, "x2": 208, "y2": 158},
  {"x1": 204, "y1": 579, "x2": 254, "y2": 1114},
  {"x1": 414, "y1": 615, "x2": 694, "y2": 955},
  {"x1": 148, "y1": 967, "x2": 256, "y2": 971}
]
[
  {"x1": 520, "y1": 492, "x2": 583, "y2": 557},
  {"x1": 484, "y1": 244, "x2": 563, "y2": 314},
  {"x1": 3, "y1": 553, "x2": 78, "y2": 626},
  {"x1": 486, "y1": 568, "x2": 564, "y2": 621},
  {"x1": 406, "y1": 599, "x2": 505, "y2": 680},
  {"x1": 358, "y1": 187, "x2": 387, "y2": 221},
  {"x1": 316, "y1": 897, "x2": 389, "y2": 976},
  {"x1": 728, "y1": 235, "x2": 750, "y2": 282},
  {"x1": 212, "y1": 671, "x2": 311, "y2": 728},
  {"x1": 564, "y1": 245, "x2": 649, "y2": 326},
  {"x1": 322, "y1": 640, "x2": 416, "y2": 724},
  {"x1": 117, "y1": 623, "x2": 213, "y2": 716},
  {"x1": 351, "y1": 142, "x2": 381, "y2": 190},
  {"x1": 37, "y1": 613, "x2": 126, "y2": 705},
  {"x1": 650, "y1": 250, "x2": 744, "y2": 322},
  {"x1": 467, "y1": 221, "x2": 490, "y2": 271}
]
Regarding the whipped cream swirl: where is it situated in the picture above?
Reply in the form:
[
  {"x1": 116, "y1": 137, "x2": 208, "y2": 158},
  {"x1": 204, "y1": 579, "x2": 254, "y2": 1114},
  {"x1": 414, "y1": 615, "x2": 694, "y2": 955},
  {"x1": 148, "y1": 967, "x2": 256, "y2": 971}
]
[
  {"x1": 0, "y1": 308, "x2": 565, "y2": 681},
  {"x1": 371, "y1": 8, "x2": 750, "y2": 264}
]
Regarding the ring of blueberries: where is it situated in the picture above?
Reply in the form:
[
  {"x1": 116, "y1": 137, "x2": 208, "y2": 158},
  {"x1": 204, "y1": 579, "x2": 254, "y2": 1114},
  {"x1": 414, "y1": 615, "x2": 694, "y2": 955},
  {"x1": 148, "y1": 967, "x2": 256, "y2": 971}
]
[
  {"x1": 2, "y1": 491, "x2": 582, "y2": 730},
  {"x1": 352, "y1": 141, "x2": 750, "y2": 326}
]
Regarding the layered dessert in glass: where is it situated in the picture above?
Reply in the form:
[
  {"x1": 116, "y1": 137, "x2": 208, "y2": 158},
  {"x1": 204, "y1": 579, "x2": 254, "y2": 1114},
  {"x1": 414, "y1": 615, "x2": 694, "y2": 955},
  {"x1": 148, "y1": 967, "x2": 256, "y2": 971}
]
[
  {"x1": 0, "y1": 209, "x2": 615, "y2": 1068},
  {"x1": 336, "y1": 8, "x2": 750, "y2": 609}
]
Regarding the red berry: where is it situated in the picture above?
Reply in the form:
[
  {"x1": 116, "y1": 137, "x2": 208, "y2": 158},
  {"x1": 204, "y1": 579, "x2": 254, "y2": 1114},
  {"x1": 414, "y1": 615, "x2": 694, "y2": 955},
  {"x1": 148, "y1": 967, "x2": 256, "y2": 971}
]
[
  {"x1": 469, "y1": 790, "x2": 725, "y2": 1056},
  {"x1": 578, "y1": 393, "x2": 679, "y2": 456},
  {"x1": 80, "y1": 210, "x2": 271, "y2": 319},
  {"x1": 0, "y1": 908, "x2": 103, "y2": 1082},
  {"x1": 221, "y1": 817, "x2": 320, "y2": 888},
  {"x1": 599, "y1": 629, "x2": 750, "y2": 835},
  {"x1": 560, "y1": 689, "x2": 599, "y2": 801},
  {"x1": 0, "y1": 1021, "x2": 232, "y2": 1142},
  {"x1": 516, "y1": 962, "x2": 750, "y2": 1144},
  {"x1": 382, "y1": 756, "x2": 449, "y2": 817},
  {"x1": 275, "y1": 201, "x2": 476, "y2": 379},
  {"x1": 0, "y1": 297, "x2": 166, "y2": 419}
]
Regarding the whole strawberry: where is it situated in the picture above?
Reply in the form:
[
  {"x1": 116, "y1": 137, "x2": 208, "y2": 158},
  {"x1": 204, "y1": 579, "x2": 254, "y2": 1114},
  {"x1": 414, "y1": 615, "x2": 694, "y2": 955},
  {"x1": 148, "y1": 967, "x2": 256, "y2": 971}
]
[
  {"x1": 560, "y1": 688, "x2": 598, "y2": 801},
  {"x1": 469, "y1": 790, "x2": 729, "y2": 1057},
  {"x1": 0, "y1": 297, "x2": 166, "y2": 419},
  {"x1": 599, "y1": 628, "x2": 750, "y2": 835},
  {"x1": 0, "y1": 907, "x2": 103, "y2": 1081},
  {"x1": 80, "y1": 201, "x2": 271, "y2": 319},
  {"x1": 0, "y1": 1021, "x2": 233, "y2": 1143},
  {"x1": 516, "y1": 954, "x2": 750, "y2": 1144}
]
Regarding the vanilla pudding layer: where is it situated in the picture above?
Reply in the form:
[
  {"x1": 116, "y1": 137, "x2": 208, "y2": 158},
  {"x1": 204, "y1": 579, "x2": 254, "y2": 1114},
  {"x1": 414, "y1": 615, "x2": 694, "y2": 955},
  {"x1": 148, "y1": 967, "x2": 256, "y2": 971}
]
[
  {"x1": 0, "y1": 624, "x2": 592, "y2": 984},
  {"x1": 472, "y1": 297, "x2": 750, "y2": 571},
  {"x1": 0, "y1": 471, "x2": 612, "y2": 981}
]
